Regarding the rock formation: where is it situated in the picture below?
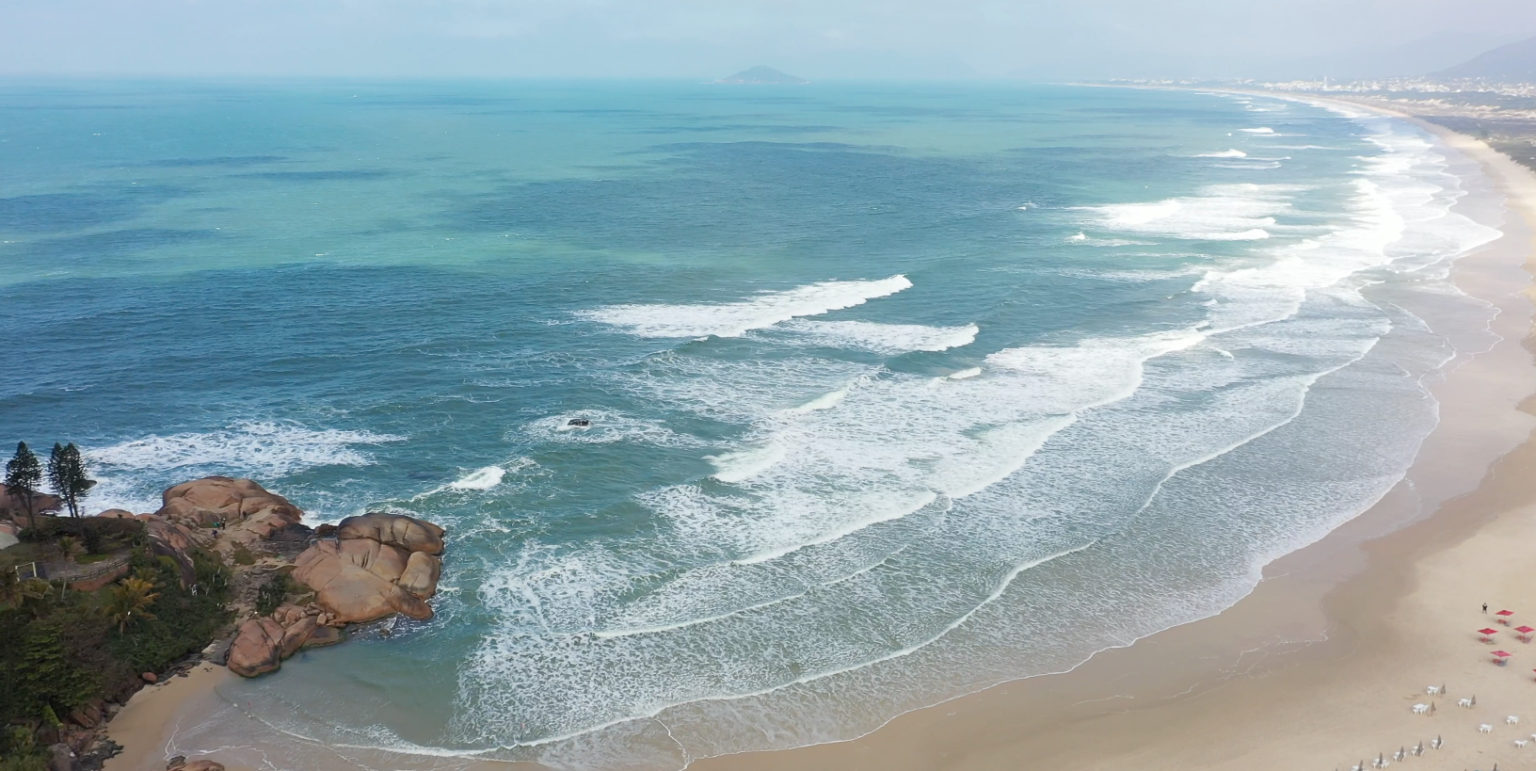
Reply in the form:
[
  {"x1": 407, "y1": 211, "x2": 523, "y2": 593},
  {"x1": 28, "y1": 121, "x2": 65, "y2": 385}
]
[
  {"x1": 136, "y1": 479, "x2": 446, "y2": 679},
  {"x1": 156, "y1": 477, "x2": 304, "y2": 544},
  {"x1": 292, "y1": 513, "x2": 445, "y2": 624},
  {"x1": 225, "y1": 617, "x2": 286, "y2": 678},
  {"x1": 0, "y1": 482, "x2": 62, "y2": 520}
]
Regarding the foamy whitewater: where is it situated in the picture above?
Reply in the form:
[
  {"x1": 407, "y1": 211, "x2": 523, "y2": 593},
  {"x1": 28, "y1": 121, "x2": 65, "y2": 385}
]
[{"x1": 0, "y1": 83, "x2": 1506, "y2": 769}]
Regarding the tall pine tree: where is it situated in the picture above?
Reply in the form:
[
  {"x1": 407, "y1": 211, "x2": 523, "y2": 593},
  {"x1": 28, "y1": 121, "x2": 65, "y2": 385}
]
[
  {"x1": 4, "y1": 441, "x2": 42, "y2": 517},
  {"x1": 46, "y1": 443, "x2": 92, "y2": 523}
]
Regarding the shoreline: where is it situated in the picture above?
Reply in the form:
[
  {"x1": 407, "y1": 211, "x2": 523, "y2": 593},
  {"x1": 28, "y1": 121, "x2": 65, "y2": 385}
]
[
  {"x1": 93, "y1": 99, "x2": 1536, "y2": 771},
  {"x1": 692, "y1": 99, "x2": 1536, "y2": 771}
]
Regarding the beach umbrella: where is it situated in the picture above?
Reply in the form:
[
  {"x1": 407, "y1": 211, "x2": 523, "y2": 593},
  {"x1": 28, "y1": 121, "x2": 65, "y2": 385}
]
[
  {"x1": 1517, "y1": 625, "x2": 1535, "y2": 643},
  {"x1": 1492, "y1": 650, "x2": 1512, "y2": 665},
  {"x1": 1497, "y1": 610, "x2": 1515, "y2": 625},
  {"x1": 1480, "y1": 627, "x2": 1500, "y2": 642}
]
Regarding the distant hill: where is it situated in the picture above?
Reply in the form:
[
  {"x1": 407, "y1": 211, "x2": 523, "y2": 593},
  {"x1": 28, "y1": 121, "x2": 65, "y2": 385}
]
[
  {"x1": 714, "y1": 66, "x2": 808, "y2": 85},
  {"x1": 1437, "y1": 36, "x2": 1536, "y2": 81}
]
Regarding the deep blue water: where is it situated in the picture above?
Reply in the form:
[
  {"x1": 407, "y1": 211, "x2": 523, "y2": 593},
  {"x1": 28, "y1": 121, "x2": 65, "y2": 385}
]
[{"x1": 0, "y1": 81, "x2": 1502, "y2": 768}]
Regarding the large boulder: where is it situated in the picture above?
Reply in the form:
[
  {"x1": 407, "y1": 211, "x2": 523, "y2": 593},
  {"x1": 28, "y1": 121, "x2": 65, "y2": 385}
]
[
  {"x1": 157, "y1": 477, "x2": 303, "y2": 534},
  {"x1": 302, "y1": 625, "x2": 345, "y2": 648},
  {"x1": 227, "y1": 618, "x2": 285, "y2": 678},
  {"x1": 138, "y1": 514, "x2": 205, "y2": 586},
  {"x1": 292, "y1": 539, "x2": 435, "y2": 623},
  {"x1": 398, "y1": 551, "x2": 442, "y2": 598},
  {"x1": 279, "y1": 616, "x2": 319, "y2": 658},
  {"x1": 291, "y1": 513, "x2": 445, "y2": 624},
  {"x1": 336, "y1": 513, "x2": 446, "y2": 555}
]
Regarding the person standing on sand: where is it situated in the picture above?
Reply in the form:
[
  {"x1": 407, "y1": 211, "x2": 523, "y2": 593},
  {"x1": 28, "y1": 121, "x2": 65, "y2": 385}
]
[{"x1": 1484, "y1": 603, "x2": 1489, "y2": 613}]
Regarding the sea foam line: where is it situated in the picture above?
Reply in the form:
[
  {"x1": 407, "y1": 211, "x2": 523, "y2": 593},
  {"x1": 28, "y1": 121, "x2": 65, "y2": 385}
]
[{"x1": 578, "y1": 275, "x2": 912, "y2": 338}]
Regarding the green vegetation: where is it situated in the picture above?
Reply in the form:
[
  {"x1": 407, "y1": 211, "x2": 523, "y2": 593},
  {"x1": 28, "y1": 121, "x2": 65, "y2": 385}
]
[
  {"x1": 45, "y1": 443, "x2": 92, "y2": 525},
  {"x1": 230, "y1": 544, "x2": 256, "y2": 566},
  {"x1": 0, "y1": 536, "x2": 232, "y2": 755},
  {"x1": 4, "y1": 443, "x2": 42, "y2": 518},
  {"x1": 254, "y1": 571, "x2": 304, "y2": 617}
]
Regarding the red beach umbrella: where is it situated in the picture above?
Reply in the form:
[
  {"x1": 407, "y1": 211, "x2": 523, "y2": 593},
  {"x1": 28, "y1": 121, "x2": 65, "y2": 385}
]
[
  {"x1": 1493, "y1": 650, "x2": 1513, "y2": 665},
  {"x1": 1479, "y1": 627, "x2": 1500, "y2": 642},
  {"x1": 1497, "y1": 609, "x2": 1515, "y2": 625},
  {"x1": 1517, "y1": 625, "x2": 1536, "y2": 643}
]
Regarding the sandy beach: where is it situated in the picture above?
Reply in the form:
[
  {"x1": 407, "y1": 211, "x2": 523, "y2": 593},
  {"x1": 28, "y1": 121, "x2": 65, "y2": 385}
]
[
  {"x1": 694, "y1": 107, "x2": 1536, "y2": 771},
  {"x1": 95, "y1": 104, "x2": 1536, "y2": 771}
]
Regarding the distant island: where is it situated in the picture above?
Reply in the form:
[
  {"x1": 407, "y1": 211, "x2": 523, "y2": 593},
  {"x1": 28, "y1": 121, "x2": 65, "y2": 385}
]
[{"x1": 714, "y1": 66, "x2": 809, "y2": 85}]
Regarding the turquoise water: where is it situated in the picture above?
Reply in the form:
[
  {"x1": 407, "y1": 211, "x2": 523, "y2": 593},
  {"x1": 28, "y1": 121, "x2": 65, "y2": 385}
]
[{"x1": 0, "y1": 82, "x2": 1502, "y2": 768}]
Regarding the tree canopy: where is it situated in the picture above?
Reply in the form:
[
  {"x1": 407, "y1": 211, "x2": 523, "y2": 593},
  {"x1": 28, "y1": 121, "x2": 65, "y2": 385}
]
[{"x1": 4, "y1": 442, "x2": 42, "y2": 516}]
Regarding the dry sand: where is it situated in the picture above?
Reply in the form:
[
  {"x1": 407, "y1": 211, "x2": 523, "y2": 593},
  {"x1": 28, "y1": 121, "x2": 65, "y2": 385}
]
[
  {"x1": 99, "y1": 103, "x2": 1536, "y2": 771},
  {"x1": 103, "y1": 664, "x2": 236, "y2": 771}
]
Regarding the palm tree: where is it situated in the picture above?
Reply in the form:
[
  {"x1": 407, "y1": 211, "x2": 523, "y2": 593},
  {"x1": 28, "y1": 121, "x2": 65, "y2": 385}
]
[
  {"x1": 104, "y1": 577, "x2": 159, "y2": 633},
  {"x1": 0, "y1": 571, "x2": 52, "y2": 612},
  {"x1": 131, "y1": 566, "x2": 160, "y2": 587},
  {"x1": 57, "y1": 535, "x2": 83, "y2": 562}
]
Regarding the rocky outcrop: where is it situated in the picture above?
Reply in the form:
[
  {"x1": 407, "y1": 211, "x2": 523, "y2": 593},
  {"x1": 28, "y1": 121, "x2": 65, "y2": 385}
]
[
  {"x1": 336, "y1": 514, "x2": 445, "y2": 555},
  {"x1": 0, "y1": 483, "x2": 62, "y2": 519},
  {"x1": 66, "y1": 561, "x2": 131, "y2": 592},
  {"x1": 156, "y1": 477, "x2": 303, "y2": 539},
  {"x1": 225, "y1": 603, "x2": 352, "y2": 677},
  {"x1": 147, "y1": 483, "x2": 447, "y2": 679},
  {"x1": 67, "y1": 700, "x2": 105, "y2": 729},
  {"x1": 292, "y1": 513, "x2": 445, "y2": 625},
  {"x1": 302, "y1": 625, "x2": 345, "y2": 648},
  {"x1": 226, "y1": 618, "x2": 285, "y2": 678},
  {"x1": 140, "y1": 515, "x2": 206, "y2": 587}
]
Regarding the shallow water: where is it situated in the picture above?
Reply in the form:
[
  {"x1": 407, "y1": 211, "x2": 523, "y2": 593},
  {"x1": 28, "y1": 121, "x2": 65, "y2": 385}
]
[{"x1": 0, "y1": 82, "x2": 1503, "y2": 768}]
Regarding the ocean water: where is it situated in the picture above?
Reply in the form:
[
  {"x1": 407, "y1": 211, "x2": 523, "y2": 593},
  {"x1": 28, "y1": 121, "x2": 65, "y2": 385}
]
[{"x1": 0, "y1": 82, "x2": 1505, "y2": 768}]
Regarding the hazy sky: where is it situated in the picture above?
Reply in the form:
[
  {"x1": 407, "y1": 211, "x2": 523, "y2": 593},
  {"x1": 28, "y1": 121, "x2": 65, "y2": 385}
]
[{"x1": 3, "y1": 0, "x2": 1535, "y2": 80}]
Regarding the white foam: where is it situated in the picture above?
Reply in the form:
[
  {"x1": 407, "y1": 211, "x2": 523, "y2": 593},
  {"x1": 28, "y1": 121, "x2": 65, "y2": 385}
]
[
  {"x1": 315, "y1": 97, "x2": 1514, "y2": 768},
  {"x1": 450, "y1": 466, "x2": 506, "y2": 491},
  {"x1": 1080, "y1": 184, "x2": 1292, "y2": 241},
  {"x1": 707, "y1": 445, "x2": 787, "y2": 484},
  {"x1": 579, "y1": 275, "x2": 913, "y2": 338},
  {"x1": 1240, "y1": 127, "x2": 1276, "y2": 134},
  {"x1": 1196, "y1": 149, "x2": 1248, "y2": 158},
  {"x1": 779, "y1": 320, "x2": 978, "y2": 354},
  {"x1": 84, "y1": 421, "x2": 403, "y2": 514},
  {"x1": 787, "y1": 388, "x2": 850, "y2": 413},
  {"x1": 525, "y1": 411, "x2": 701, "y2": 448}
]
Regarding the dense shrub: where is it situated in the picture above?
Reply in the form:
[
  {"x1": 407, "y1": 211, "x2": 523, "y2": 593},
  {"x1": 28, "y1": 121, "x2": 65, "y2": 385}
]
[
  {"x1": 254, "y1": 573, "x2": 293, "y2": 617},
  {"x1": 0, "y1": 545, "x2": 230, "y2": 730}
]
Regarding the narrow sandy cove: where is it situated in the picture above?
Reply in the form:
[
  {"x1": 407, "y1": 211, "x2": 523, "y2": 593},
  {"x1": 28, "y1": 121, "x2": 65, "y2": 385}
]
[{"x1": 101, "y1": 112, "x2": 1536, "y2": 771}]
